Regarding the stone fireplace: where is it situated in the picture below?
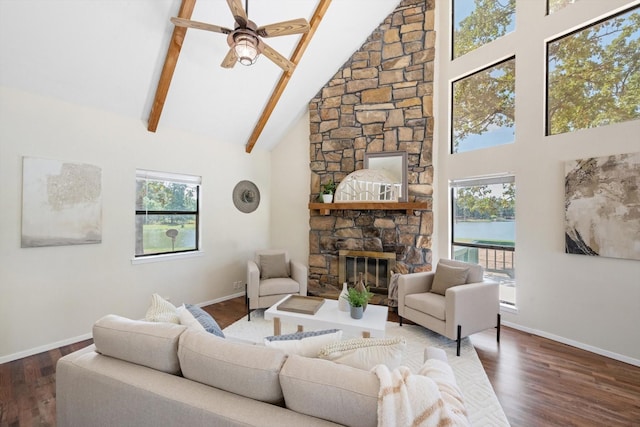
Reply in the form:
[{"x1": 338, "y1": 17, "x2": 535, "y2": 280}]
[
  {"x1": 307, "y1": 0, "x2": 435, "y2": 298},
  {"x1": 339, "y1": 250, "x2": 396, "y2": 294}
]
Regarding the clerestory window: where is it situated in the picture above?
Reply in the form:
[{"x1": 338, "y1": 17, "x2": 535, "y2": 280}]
[{"x1": 546, "y1": 5, "x2": 640, "y2": 135}]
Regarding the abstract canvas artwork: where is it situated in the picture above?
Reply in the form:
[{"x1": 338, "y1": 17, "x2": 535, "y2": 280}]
[
  {"x1": 21, "y1": 157, "x2": 102, "y2": 248},
  {"x1": 565, "y1": 152, "x2": 640, "y2": 261}
]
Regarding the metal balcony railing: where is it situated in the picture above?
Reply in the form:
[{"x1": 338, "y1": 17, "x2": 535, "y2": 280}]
[{"x1": 453, "y1": 244, "x2": 516, "y2": 305}]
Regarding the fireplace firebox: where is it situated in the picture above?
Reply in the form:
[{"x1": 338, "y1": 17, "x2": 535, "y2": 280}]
[{"x1": 338, "y1": 250, "x2": 396, "y2": 294}]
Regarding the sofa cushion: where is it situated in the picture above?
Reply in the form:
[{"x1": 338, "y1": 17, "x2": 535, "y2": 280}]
[
  {"x1": 280, "y1": 355, "x2": 379, "y2": 426},
  {"x1": 318, "y1": 337, "x2": 406, "y2": 370},
  {"x1": 264, "y1": 329, "x2": 342, "y2": 357},
  {"x1": 430, "y1": 263, "x2": 470, "y2": 296},
  {"x1": 260, "y1": 253, "x2": 289, "y2": 279},
  {"x1": 184, "y1": 304, "x2": 224, "y2": 338},
  {"x1": 178, "y1": 329, "x2": 287, "y2": 404},
  {"x1": 259, "y1": 277, "x2": 300, "y2": 296},
  {"x1": 406, "y1": 292, "x2": 446, "y2": 321},
  {"x1": 144, "y1": 293, "x2": 180, "y2": 324},
  {"x1": 92, "y1": 314, "x2": 186, "y2": 374}
]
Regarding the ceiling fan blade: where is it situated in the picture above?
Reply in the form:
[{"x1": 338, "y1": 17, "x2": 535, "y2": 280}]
[
  {"x1": 226, "y1": 0, "x2": 248, "y2": 28},
  {"x1": 221, "y1": 48, "x2": 237, "y2": 68},
  {"x1": 171, "y1": 17, "x2": 232, "y2": 34},
  {"x1": 257, "y1": 18, "x2": 310, "y2": 38},
  {"x1": 259, "y1": 41, "x2": 294, "y2": 72}
]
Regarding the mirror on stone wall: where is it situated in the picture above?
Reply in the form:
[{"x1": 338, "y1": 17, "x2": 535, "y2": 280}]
[{"x1": 364, "y1": 151, "x2": 408, "y2": 202}]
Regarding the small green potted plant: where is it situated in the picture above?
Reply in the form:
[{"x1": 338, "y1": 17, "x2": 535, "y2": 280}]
[
  {"x1": 343, "y1": 286, "x2": 373, "y2": 319},
  {"x1": 320, "y1": 179, "x2": 337, "y2": 203}
]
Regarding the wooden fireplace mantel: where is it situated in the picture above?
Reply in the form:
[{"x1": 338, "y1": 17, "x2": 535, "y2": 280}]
[{"x1": 308, "y1": 202, "x2": 429, "y2": 216}]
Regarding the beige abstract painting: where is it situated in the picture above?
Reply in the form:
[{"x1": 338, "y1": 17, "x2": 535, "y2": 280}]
[
  {"x1": 21, "y1": 157, "x2": 102, "y2": 248},
  {"x1": 565, "y1": 152, "x2": 640, "y2": 261}
]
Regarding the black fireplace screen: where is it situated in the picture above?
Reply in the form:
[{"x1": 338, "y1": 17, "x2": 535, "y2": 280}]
[{"x1": 339, "y1": 250, "x2": 396, "y2": 294}]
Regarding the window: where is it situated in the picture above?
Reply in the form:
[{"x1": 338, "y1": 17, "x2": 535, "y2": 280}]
[
  {"x1": 452, "y1": 0, "x2": 515, "y2": 59},
  {"x1": 451, "y1": 58, "x2": 516, "y2": 153},
  {"x1": 451, "y1": 176, "x2": 516, "y2": 306},
  {"x1": 546, "y1": 6, "x2": 640, "y2": 135},
  {"x1": 135, "y1": 170, "x2": 200, "y2": 257},
  {"x1": 547, "y1": 0, "x2": 583, "y2": 15}
]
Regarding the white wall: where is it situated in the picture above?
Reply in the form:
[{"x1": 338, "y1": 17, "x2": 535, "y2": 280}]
[
  {"x1": 0, "y1": 87, "x2": 271, "y2": 361},
  {"x1": 434, "y1": 0, "x2": 640, "y2": 363},
  {"x1": 270, "y1": 112, "x2": 311, "y2": 264}
]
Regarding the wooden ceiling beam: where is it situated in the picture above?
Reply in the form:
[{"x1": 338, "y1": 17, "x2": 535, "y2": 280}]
[
  {"x1": 147, "y1": 0, "x2": 197, "y2": 132},
  {"x1": 245, "y1": 0, "x2": 332, "y2": 153}
]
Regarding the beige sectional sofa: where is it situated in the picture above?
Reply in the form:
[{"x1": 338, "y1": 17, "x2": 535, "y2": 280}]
[{"x1": 56, "y1": 314, "x2": 467, "y2": 427}]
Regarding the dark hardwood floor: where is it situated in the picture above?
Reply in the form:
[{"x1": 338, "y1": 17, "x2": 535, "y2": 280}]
[{"x1": 1, "y1": 296, "x2": 639, "y2": 426}]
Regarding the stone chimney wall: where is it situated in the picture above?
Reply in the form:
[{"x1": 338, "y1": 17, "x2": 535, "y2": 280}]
[{"x1": 308, "y1": 0, "x2": 435, "y2": 295}]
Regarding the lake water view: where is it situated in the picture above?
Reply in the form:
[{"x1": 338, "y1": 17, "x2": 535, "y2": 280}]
[{"x1": 454, "y1": 220, "x2": 515, "y2": 242}]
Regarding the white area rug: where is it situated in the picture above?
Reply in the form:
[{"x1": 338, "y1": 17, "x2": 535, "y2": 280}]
[{"x1": 223, "y1": 309, "x2": 509, "y2": 426}]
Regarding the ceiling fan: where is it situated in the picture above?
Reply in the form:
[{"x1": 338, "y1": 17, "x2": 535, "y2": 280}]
[{"x1": 171, "y1": 0, "x2": 310, "y2": 72}]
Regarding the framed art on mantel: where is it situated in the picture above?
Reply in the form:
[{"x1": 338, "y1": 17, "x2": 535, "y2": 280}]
[
  {"x1": 564, "y1": 151, "x2": 640, "y2": 261},
  {"x1": 364, "y1": 151, "x2": 408, "y2": 202}
]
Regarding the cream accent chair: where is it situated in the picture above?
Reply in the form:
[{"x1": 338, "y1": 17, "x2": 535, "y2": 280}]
[
  {"x1": 398, "y1": 259, "x2": 500, "y2": 356},
  {"x1": 247, "y1": 249, "x2": 308, "y2": 320}
]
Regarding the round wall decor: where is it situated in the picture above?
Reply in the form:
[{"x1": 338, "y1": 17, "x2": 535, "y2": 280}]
[{"x1": 232, "y1": 180, "x2": 260, "y2": 213}]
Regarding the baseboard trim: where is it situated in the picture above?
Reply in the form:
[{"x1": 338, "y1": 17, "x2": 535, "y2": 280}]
[
  {"x1": 502, "y1": 320, "x2": 640, "y2": 367},
  {"x1": 196, "y1": 291, "x2": 246, "y2": 308},
  {"x1": 0, "y1": 332, "x2": 93, "y2": 364},
  {"x1": 0, "y1": 292, "x2": 247, "y2": 364}
]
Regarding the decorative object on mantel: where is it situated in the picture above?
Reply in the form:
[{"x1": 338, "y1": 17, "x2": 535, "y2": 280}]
[
  {"x1": 320, "y1": 179, "x2": 337, "y2": 203},
  {"x1": 364, "y1": 151, "x2": 408, "y2": 202},
  {"x1": 565, "y1": 151, "x2": 640, "y2": 261},
  {"x1": 335, "y1": 169, "x2": 400, "y2": 202},
  {"x1": 232, "y1": 180, "x2": 260, "y2": 213}
]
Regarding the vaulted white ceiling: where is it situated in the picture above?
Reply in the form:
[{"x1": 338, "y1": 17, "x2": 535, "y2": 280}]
[{"x1": 0, "y1": 0, "x2": 399, "y2": 151}]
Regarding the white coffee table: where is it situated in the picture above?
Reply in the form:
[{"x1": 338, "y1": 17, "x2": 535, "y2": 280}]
[{"x1": 264, "y1": 295, "x2": 388, "y2": 338}]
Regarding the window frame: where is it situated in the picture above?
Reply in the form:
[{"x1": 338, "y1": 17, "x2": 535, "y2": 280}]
[
  {"x1": 450, "y1": 55, "x2": 516, "y2": 154},
  {"x1": 450, "y1": 175, "x2": 516, "y2": 306},
  {"x1": 544, "y1": 5, "x2": 640, "y2": 136},
  {"x1": 451, "y1": 0, "x2": 516, "y2": 59},
  {"x1": 134, "y1": 169, "x2": 201, "y2": 258}
]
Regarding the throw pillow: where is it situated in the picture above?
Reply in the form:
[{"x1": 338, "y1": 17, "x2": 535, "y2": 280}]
[
  {"x1": 177, "y1": 304, "x2": 206, "y2": 332},
  {"x1": 144, "y1": 293, "x2": 180, "y2": 324},
  {"x1": 430, "y1": 263, "x2": 470, "y2": 296},
  {"x1": 264, "y1": 329, "x2": 342, "y2": 357},
  {"x1": 185, "y1": 304, "x2": 225, "y2": 338},
  {"x1": 318, "y1": 336, "x2": 406, "y2": 370},
  {"x1": 259, "y1": 253, "x2": 289, "y2": 279}
]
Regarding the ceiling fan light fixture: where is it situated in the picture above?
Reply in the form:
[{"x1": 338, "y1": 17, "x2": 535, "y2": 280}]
[{"x1": 233, "y1": 33, "x2": 259, "y2": 66}]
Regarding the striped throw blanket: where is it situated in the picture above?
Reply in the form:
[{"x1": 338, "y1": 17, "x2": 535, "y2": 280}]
[{"x1": 374, "y1": 359, "x2": 470, "y2": 427}]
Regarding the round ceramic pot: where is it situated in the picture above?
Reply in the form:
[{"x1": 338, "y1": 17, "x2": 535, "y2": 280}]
[{"x1": 350, "y1": 305, "x2": 363, "y2": 319}]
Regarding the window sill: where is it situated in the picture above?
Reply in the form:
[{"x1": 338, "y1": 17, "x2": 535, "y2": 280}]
[
  {"x1": 500, "y1": 303, "x2": 518, "y2": 314},
  {"x1": 131, "y1": 251, "x2": 204, "y2": 265}
]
